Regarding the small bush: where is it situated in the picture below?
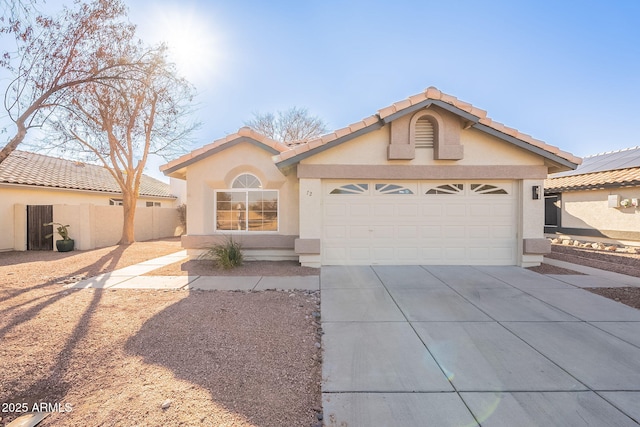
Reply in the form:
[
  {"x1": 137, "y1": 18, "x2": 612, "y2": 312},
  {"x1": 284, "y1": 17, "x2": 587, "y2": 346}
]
[
  {"x1": 176, "y1": 204, "x2": 187, "y2": 234},
  {"x1": 203, "y1": 238, "x2": 243, "y2": 269}
]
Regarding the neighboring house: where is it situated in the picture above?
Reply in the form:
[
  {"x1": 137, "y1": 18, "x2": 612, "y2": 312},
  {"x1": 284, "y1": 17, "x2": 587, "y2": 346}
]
[
  {"x1": 0, "y1": 150, "x2": 178, "y2": 251},
  {"x1": 544, "y1": 146, "x2": 640, "y2": 242},
  {"x1": 161, "y1": 87, "x2": 580, "y2": 267}
]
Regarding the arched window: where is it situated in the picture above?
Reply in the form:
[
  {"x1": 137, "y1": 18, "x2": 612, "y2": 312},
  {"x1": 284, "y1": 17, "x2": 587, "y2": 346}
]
[
  {"x1": 232, "y1": 173, "x2": 262, "y2": 189},
  {"x1": 215, "y1": 173, "x2": 278, "y2": 232}
]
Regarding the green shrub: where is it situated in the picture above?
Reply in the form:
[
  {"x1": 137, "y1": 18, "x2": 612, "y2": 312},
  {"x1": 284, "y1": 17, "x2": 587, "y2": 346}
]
[{"x1": 203, "y1": 238, "x2": 243, "y2": 269}]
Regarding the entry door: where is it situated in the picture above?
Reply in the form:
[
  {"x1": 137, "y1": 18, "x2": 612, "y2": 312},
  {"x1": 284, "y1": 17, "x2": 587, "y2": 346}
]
[
  {"x1": 544, "y1": 195, "x2": 560, "y2": 227},
  {"x1": 27, "y1": 205, "x2": 53, "y2": 250}
]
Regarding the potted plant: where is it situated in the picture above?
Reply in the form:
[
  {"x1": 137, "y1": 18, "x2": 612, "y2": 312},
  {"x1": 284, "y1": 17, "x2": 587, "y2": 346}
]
[{"x1": 43, "y1": 222, "x2": 74, "y2": 252}]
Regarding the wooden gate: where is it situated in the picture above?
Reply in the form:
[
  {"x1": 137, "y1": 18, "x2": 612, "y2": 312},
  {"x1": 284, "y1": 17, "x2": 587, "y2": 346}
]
[{"x1": 27, "y1": 205, "x2": 53, "y2": 250}]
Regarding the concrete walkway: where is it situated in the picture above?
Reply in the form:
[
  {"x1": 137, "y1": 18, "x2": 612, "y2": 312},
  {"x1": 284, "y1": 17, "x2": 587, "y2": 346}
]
[
  {"x1": 67, "y1": 250, "x2": 319, "y2": 291},
  {"x1": 543, "y1": 256, "x2": 640, "y2": 288},
  {"x1": 321, "y1": 265, "x2": 640, "y2": 426}
]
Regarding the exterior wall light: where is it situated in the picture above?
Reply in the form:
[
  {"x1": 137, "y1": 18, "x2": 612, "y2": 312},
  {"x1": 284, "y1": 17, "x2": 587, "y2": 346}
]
[{"x1": 532, "y1": 185, "x2": 540, "y2": 200}]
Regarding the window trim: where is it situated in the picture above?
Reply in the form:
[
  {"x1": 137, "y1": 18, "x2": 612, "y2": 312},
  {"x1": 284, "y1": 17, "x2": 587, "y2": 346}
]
[{"x1": 214, "y1": 188, "x2": 280, "y2": 233}]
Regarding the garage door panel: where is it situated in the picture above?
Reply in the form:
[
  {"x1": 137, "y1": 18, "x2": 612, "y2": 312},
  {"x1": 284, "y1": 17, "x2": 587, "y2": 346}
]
[
  {"x1": 421, "y1": 226, "x2": 442, "y2": 238},
  {"x1": 445, "y1": 204, "x2": 467, "y2": 216},
  {"x1": 490, "y1": 247, "x2": 515, "y2": 262},
  {"x1": 372, "y1": 226, "x2": 394, "y2": 239},
  {"x1": 468, "y1": 247, "x2": 490, "y2": 260},
  {"x1": 443, "y1": 226, "x2": 465, "y2": 238},
  {"x1": 348, "y1": 247, "x2": 371, "y2": 261},
  {"x1": 349, "y1": 226, "x2": 371, "y2": 239},
  {"x1": 322, "y1": 180, "x2": 517, "y2": 265},
  {"x1": 444, "y1": 247, "x2": 466, "y2": 261},
  {"x1": 421, "y1": 205, "x2": 443, "y2": 216},
  {"x1": 468, "y1": 203, "x2": 491, "y2": 217},
  {"x1": 398, "y1": 225, "x2": 419, "y2": 238},
  {"x1": 397, "y1": 204, "x2": 419, "y2": 217},
  {"x1": 349, "y1": 204, "x2": 371, "y2": 217},
  {"x1": 373, "y1": 204, "x2": 394, "y2": 216},
  {"x1": 325, "y1": 226, "x2": 347, "y2": 239},
  {"x1": 492, "y1": 225, "x2": 515, "y2": 239},
  {"x1": 372, "y1": 247, "x2": 395, "y2": 261},
  {"x1": 468, "y1": 226, "x2": 490, "y2": 238},
  {"x1": 491, "y1": 204, "x2": 514, "y2": 217},
  {"x1": 421, "y1": 248, "x2": 444, "y2": 262},
  {"x1": 323, "y1": 247, "x2": 347, "y2": 263},
  {"x1": 325, "y1": 204, "x2": 346, "y2": 217}
]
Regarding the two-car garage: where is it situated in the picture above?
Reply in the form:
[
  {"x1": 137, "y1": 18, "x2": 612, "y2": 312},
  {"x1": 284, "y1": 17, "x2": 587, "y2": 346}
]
[{"x1": 321, "y1": 180, "x2": 518, "y2": 265}]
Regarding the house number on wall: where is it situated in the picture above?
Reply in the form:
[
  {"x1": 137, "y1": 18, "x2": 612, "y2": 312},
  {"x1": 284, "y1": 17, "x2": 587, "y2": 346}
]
[{"x1": 306, "y1": 191, "x2": 313, "y2": 196}]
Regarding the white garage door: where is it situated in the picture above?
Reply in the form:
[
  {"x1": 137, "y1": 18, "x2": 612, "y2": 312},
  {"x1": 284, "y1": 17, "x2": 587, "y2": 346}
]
[{"x1": 322, "y1": 180, "x2": 518, "y2": 265}]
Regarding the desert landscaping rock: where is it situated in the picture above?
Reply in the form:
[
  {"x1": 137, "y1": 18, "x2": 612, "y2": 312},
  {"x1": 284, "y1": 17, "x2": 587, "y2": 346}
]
[{"x1": 0, "y1": 239, "x2": 322, "y2": 426}]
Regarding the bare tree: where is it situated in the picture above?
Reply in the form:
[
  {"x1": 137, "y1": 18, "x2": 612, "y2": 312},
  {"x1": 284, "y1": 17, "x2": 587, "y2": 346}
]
[
  {"x1": 43, "y1": 44, "x2": 197, "y2": 244},
  {"x1": 0, "y1": 0, "x2": 40, "y2": 31},
  {"x1": 245, "y1": 106, "x2": 327, "y2": 145},
  {"x1": 0, "y1": 0, "x2": 151, "y2": 164}
]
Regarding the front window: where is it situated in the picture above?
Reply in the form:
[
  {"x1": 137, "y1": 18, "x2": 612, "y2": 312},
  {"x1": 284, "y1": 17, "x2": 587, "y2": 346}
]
[{"x1": 215, "y1": 174, "x2": 278, "y2": 232}]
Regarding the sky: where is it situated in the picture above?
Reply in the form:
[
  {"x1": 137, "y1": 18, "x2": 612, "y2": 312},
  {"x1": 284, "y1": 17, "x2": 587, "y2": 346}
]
[{"x1": 3, "y1": 0, "x2": 640, "y2": 182}]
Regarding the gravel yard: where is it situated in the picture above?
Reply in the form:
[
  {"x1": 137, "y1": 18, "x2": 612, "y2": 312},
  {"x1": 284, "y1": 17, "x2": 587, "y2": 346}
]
[
  {"x1": 543, "y1": 243, "x2": 640, "y2": 310},
  {"x1": 0, "y1": 239, "x2": 322, "y2": 426},
  {"x1": 2, "y1": 237, "x2": 639, "y2": 425}
]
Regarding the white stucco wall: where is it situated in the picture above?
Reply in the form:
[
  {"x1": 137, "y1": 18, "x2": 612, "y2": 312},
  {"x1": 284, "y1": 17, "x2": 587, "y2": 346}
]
[
  {"x1": 300, "y1": 126, "x2": 545, "y2": 167},
  {"x1": 184, "y1": 142, "x2": 299, "y2": 238},
  {"x1": 561, "y1": 187, "x2": 640, "y2": 232},
  {"x1": 297, "y1": 122, "x2": 550, "y2": 267},
  {"x1": 1, "y1": 184, "x2": 176, "y2": 251}
]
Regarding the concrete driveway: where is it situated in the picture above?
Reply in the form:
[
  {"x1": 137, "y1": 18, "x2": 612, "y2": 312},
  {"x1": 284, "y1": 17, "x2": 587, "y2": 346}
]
[{"x1": 321, "y1": 265, "x2": 640, "y2": 426}]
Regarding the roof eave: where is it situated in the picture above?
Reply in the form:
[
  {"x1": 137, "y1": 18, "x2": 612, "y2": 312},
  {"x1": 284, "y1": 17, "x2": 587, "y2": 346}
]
[
  {"x1": 162, "y1": 136, "x2": 281, "y2": 176},
  {"x1": 545, "y1": 180, "x2": 640, "y2": 192},
  {"x1": 381, "y1": 99, "x2": 480, "y2": 124},
  {"x1": 472, "y1": 123, "x2": 579, "y2": 171},
  {"x1": 0, "y1": 181, "x2": 176, "y2": 199},
  {"x1": 275, "y1": 120, "x2": 385, "y2": 168}
]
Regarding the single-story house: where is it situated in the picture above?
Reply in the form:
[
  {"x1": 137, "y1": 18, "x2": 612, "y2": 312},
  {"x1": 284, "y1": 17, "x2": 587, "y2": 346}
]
[
  {"x1": 0, "y1": 150, "x2": 178, "y2": 251},
  {"x1": 544, "y1": 146, "x2": 640, "y2": 242},
  {"x1": 161, "y1": 87, "x2": 580, "y2": 267}
]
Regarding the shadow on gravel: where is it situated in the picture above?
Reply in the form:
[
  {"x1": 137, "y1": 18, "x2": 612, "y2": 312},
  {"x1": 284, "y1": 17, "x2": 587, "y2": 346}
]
[
  {"x1": 0, "y1": 247, "x2": 128, "y2": 415},
  {"x1": 124, "y1": 290, "x2": 321, "y2": 426}
]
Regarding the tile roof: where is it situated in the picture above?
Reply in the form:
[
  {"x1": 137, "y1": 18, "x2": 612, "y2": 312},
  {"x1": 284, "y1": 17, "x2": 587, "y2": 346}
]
[
  {"x1": 160, "y1": 127, "x2": 290, "y2": 175},
  {"x1": 0, "y1": 150, "x2": 175, "y2": 198},
  {"x1": 545, "y1": 146, "x2": 640, "y2": 191},
  {"x1": 272, "y1": 86, "x2": 582, "y2": 166},
  {"x1": 545, "y1": 167, "x2": 640, "y2": 191}
]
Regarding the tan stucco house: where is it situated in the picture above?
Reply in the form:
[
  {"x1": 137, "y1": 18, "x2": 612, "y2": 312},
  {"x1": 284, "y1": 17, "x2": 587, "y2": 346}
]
[
  {"x1": 161, "y1": 87, "x2": 581, "y2": 267},
  {"x1": 1, "y1": 150, "x2": 178, "y2": 251},
  {"x1": 545, "y1": 146, "x2": 640, "y2": 242}
]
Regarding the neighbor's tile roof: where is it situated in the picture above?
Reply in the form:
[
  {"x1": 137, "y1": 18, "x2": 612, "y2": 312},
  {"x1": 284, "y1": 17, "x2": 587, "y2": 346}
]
[
  {"x1": 545, "y1": 167, "x2": 640, "y2": 191},
  {"x1": 0, "y1": 150, "x2": 175, "y2": 198},
  {"x1": 273, "y1": 86, "x2": 582, "y2": 166},
  {"x1": 546, "y1": 146, "x2": 640, "y2": 191},
  {"x1": 160, "y1": 127, "x2": 290, "y2": 174}
]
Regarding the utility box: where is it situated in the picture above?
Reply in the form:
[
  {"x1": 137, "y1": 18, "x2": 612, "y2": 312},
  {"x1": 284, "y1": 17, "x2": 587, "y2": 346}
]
[{"x1": 608, "y1": 194, "x2": 621, "y2": 208}]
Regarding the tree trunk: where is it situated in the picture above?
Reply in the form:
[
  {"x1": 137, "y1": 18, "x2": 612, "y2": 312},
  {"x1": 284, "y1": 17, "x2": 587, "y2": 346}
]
[
  {"x1": 0, "y1": 124, "x2": 27, "y2": 165},
  {"x1": 119, "y1": 191, "x2": 137, "y2": 244}
]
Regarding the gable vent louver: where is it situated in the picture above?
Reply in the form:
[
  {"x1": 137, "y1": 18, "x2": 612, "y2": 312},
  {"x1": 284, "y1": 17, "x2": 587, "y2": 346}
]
[{"x1": 415, "y1": 117, "x2": 434, "y2": 148}]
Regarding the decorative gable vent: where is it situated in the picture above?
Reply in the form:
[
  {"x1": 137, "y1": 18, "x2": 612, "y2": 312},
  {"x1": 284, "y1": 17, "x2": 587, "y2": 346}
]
[{"x1": 415, "y1": 116, "x2": 434, "y2": 148}]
